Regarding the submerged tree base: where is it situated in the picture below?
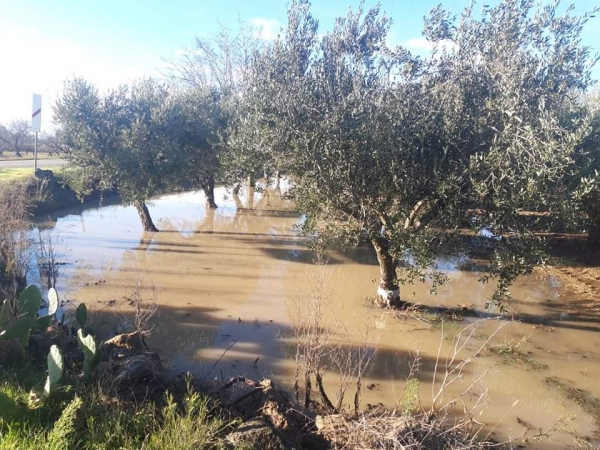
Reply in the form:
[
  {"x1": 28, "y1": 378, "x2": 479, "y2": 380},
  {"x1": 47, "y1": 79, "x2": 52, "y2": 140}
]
[
  {"x1": 134, "y1": 200, "x2": 158, "y2": 232},
  {"x1": 376, "y1": 286, "x2": 401, "y2": 308}
]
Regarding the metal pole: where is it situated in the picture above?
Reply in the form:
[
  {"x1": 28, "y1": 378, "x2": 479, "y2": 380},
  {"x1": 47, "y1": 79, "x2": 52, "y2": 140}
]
[{"x1": 34, "y1": 132, "x2": 38, "y2": 171}]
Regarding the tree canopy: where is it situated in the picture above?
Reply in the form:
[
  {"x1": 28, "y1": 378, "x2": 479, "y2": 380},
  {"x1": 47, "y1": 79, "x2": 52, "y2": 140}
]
[
  {"x1": 52, "y1": 0, "x2": 598, "y2": 308},
  {"x1": 55, "y1": 78, "x2": 219, "y2": 231},
  {"x1": 574, "y1": 89, "x2": 600, "y2": 248},
  {"x1": 226, "y1": 0, "x2": 597, "y2": 307}
]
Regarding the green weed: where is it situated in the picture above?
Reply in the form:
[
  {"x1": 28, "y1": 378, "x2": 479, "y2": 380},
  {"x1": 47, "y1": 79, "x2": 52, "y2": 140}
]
[{"x1": 0, "y1": 362, "x2": 236, "y2": 449}]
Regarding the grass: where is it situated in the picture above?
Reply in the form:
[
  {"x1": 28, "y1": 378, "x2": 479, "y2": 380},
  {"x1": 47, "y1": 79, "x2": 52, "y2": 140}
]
[
  {"x1": 0, "y1": 166, "x2": 73, "y2": 186},
  {"x1": 0, "y1": 361, "x2": 237, "y2": 450},
  {"x1": 487, "y1": 336, "x2": 549, "y2": 371},
  {"x1": 0, "y1": 168, "x2": 36, "y2": 183},
  {"x1": 0, "y1": 152, "x2": 58, "y2": 161}
]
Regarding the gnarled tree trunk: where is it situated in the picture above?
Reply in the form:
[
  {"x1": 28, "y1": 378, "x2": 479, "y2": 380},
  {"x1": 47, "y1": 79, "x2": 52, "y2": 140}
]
[
  {"x1": 372, "y1": 236, "x2": 400, "y2": 307},
  {"x1": 202, "y1": 175, "x2": 217, "y2": 209},
  {"x1": 588, "y1": 220, "x2": 600, "y2": 250},
  {"x1": 275, "y1": 170, "x2": 281, "y2": 189},
  {"x1": 134, "y1": 200, "x2": 158, "y2": 232},
  {"x1": 246, "y1": 176, "x2": 255, "y2": 209}
]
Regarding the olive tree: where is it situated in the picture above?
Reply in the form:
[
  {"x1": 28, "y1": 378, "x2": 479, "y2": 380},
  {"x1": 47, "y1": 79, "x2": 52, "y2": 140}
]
[
  {"x1": 167, "y1": 22, "x2": 262, "y2": 193},
  {"x1": 574, "y1": 89, "x2": 600, "y2": 248},
  {"x1": 55, "y1": 78, "x2": 188, "y2": 231},
  {"x1": 236, "y1": 0, "x2": 596, "y2": 307},
  {"x1": 222, "y1": 0, "x2": 318, "y2": 189},
  {"x1": 169, "y1": 88, "x2": 224, "y2": 208}
]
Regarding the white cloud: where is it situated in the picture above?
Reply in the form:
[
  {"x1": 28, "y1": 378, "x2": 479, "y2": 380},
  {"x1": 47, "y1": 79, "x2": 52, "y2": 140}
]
[
  {"x1": 406, "y1": 37, "x2": 433, "y2": 52},
  {"x1": 249, "y1": 18, "x2": 283, "y2": 41},
  {"x1": 406, "y1": 37, "x2": 458, "y2": 56},
  {"x1": 385, "y1": 30, "x2": 400, "y2": 49},
  {"x1": 0, "y1": 28, "x2": 161, "y2": 129}
]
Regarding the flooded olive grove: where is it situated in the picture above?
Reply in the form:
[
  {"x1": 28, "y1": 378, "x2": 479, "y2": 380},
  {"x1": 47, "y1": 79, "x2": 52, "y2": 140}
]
[
  {"x1": 2, "y1": 0, "x2": 595, "y2": 448},
  {"x1": 34, "y1": 183, "x2": 600, "y2": 448}
]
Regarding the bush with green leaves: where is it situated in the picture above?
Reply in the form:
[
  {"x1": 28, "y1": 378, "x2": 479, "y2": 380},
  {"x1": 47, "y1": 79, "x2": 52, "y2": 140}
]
[{"x1": 47, "y1": 396, "x2": 83, "y2": 450}]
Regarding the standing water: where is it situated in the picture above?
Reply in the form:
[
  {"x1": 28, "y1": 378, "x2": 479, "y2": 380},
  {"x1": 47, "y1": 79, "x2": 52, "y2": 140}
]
[{"x1": 36, "y1": 185, "x2": 600, "y2": 448}]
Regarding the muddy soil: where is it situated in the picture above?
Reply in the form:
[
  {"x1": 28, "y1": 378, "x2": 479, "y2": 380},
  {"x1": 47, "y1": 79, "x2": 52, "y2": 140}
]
[{"x1": 36, "y1": 184, "x2": 600, "y2": 449}]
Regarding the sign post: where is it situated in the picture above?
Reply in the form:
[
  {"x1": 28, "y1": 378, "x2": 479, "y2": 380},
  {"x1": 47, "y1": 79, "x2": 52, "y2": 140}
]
[{"x1": 31, "y1": 94, "x2": 42, "y2": 170}]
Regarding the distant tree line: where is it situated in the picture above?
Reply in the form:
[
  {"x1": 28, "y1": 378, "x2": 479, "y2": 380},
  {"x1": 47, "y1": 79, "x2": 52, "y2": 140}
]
[
  {"x1": 0, "y1": 120, "x2": 66, "y2": 157},
  {"x1": 54, "y1": 0, "x2": 600, "y2": 307}
]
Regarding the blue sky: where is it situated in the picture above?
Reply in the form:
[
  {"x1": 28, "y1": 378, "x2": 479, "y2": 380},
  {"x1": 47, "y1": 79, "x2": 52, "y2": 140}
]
[{"x1": 0, "y1": 0, "x2": 598, "y2": 128}]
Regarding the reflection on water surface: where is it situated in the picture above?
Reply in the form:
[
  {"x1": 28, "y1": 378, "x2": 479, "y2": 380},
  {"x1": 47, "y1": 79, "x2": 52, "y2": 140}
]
[{"x1": 38, "y1": 184, "x2": 600, "y2": 448}]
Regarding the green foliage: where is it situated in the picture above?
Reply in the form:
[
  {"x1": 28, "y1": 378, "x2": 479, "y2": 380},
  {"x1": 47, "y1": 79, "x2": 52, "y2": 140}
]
[
  {"x1": 0, "y1": 364, "x2": 233, "y2": 449},
  {"x1": 47, "y1": 396, "x2": 83, "y2": 450},
  {"x1": 0, "y1": 392, "x2": 27, "y2": 422},
  {"x1": 146, "y1": 390, "x2": 230, "y2": 450},
  {"x1": 55, "y1": 77, "x2": 223, "y2": 229},
  {"x1": 400, "y1": 379, "x2": 419, "y2": 416},
  {"x1": 0, "y1": 298, "x2": 10, "y2": 330},
  {"x1": 47, "y1": 288, "x2": 59, "y2": 316},
  {"x1": 43, "y1": 345, "x2": 65, "y2": 398},
  {"x1": 35, "y1": 315, "x2": 52, "y2": 332},
  {"x1": 230, "y1": 0, "x2": 597, "y2": 306},
  {"x1": 75, "y1": 303, "x2": 87, "y2": 329},
  {"x1": 35, "y1": 314, "x2": 52, "y2": 331},
  {"x1": 18, "y1": 285, "x2": 42, "y2": 318},
  {"x1": 0, "y1": 316, "x2": 35, "y2": 347},
  {"x1": 0, "y1": 286, "x2": 59, "y2": 347},
  {"x1": 77, "y1": 328, "x2": 99, "y2": 381},
  {"x1": 167, "y1": 22, "x2": 259, "y2": 188}
]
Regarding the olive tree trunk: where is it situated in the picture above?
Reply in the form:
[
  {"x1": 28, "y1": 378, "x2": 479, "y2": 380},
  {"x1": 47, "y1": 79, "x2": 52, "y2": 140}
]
[
  {"x1": 134, "y1": 200, "x2": 158, "y2": 232},
  {"x1": 246, "y1": 176, "x2": 255, "y2": 209},
  {"x1": 202, "y1": 175, "x2": 217, "y2": 209},
  {"x1": 371, "y1": 237, "x2": 400, "y2": 307},
  {"x1": 275, "y1": 170, "x2": 281, "y2": 189},
  {"x1": 588, "y1": 220, "x2": 600, "y2": 250}
]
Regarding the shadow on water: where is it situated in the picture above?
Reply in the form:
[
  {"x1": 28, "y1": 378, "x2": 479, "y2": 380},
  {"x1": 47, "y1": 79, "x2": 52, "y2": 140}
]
[
  {"x1": 84, "y1": 301, "x2": 447, "y2": 387},
  {"x1": 47, "y1": 188, "x2": 600, "y2": 447}
]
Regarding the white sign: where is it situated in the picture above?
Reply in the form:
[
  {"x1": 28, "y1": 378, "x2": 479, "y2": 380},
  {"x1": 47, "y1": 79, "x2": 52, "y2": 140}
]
[{"x1": 31, "y1": 94, "x2": 42, "y2": 132}]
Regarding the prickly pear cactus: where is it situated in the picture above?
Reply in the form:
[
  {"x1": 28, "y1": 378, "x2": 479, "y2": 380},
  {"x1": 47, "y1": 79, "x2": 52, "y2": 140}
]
[
  {"x1": 0, "y1": 316, "x2": 36, "y2": 347},
  {"x1": 0, "y1": 299, "x2": 10, "y2": 331},
  {"x1": 18, "y1": 285, "x2": 42, "y2": 318},
  {"x1": 43, "y1": 345, "x2": 65, "y2": 398},
  {"x1": 77, "y1": 329, "x2": 99, "y2": 381},
  {"x1": 47, "y1": 288, "x2": 59, "y2": 316},
  {"x1": 75, "y1": 303, "x2": 87, "y2": 330},
  {"x1": 35, "y1": 314, "x2": 52, "y2": 332}
]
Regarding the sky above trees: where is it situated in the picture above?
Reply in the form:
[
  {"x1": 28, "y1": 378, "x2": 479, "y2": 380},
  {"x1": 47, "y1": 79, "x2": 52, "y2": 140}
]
[{"x1": 0, "y1": 0, "x2": 598, "y2": 129}]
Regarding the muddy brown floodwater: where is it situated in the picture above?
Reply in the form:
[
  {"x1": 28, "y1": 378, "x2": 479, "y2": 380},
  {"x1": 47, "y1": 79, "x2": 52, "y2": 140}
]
[{"x1": 36, "y1": 184, "x2": 600, "y2": 449}]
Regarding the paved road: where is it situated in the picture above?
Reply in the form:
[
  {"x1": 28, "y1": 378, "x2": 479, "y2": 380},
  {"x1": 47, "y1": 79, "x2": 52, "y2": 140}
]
[{"x1": 0, "y1": 159, "x2": 67, "y2": 169}]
